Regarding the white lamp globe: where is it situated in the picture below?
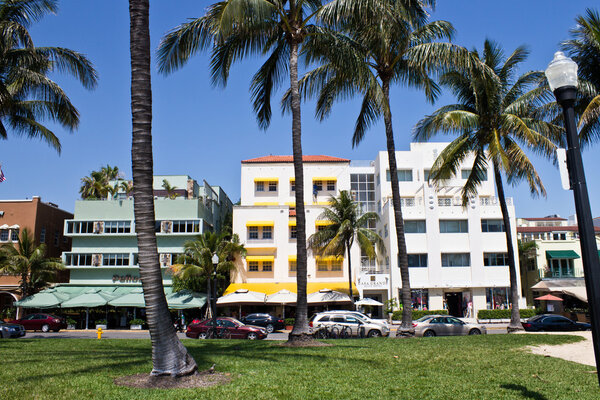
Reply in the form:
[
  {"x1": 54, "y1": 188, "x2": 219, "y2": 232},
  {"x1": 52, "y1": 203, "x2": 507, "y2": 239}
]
[
  {"x1": 545, "y1": 51, "x2": 578, "y2": 91},
  {"x1": 212, "y1": 254, "x2": 219, "y2": 264}
]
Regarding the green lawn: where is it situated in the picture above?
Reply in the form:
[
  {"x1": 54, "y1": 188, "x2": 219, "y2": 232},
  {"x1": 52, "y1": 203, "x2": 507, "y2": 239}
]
[{"x1": 0, "y1": 335, "x2": 597, "y2": 399}]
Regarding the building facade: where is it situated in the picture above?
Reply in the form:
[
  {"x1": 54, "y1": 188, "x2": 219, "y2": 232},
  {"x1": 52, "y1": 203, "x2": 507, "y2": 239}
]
[
  {"x1": 230, "y1": 143, "x2": 524, "y2": 318},
  {"x1": 0, "y1": 197, "x2": 72, "y2": 314}
]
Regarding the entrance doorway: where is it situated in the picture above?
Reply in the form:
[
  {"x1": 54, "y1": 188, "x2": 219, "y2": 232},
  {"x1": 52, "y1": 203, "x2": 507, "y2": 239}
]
[{"x1": 445, "y1": 292, "x2": 463, "y2": 317}]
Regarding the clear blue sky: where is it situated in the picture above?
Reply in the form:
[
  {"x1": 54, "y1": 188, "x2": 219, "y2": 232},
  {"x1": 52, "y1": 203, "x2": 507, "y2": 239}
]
[{"x1": 1, "y1": 0, "x2": 598, "y2": 220}]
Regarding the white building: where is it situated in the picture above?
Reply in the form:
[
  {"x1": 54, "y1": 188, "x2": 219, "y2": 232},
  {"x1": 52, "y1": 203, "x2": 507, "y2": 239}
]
[{"x1": 230, "y1": 144, "x2": 524, "y2": 318}]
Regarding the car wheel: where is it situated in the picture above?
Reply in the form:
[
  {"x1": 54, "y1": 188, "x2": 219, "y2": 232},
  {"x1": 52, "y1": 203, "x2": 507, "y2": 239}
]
[
  {"x1": 247, "y1": 332, "x2": 258, "y2": 340},
  {"x1": 367, "y1": 330, "x2": 381, "y2": 338},
  {"x1": 266, "y1": 324, "x2": 274, "y2": 334},
  {"x1": 423, "y1": 330, "x2": 436, "y2": 337},
  {"x1": 41, "y1": 324, "x2": 50, "y2": 333},
  {"x1": 468, "y1": 329, "x2": 481, "y2": 335},
  {"x1": 198, "y1": 332, "x2": 208, "y2": 339}
]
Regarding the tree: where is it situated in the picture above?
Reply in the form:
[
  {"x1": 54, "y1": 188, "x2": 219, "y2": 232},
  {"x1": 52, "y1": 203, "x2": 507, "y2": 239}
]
[
  {"x1": 157, "y1": 0, "x2": 330, "y2": 341},
  {"x1": 562, "y1": 8, "x2": 600, "y2": 145},
  {"x1": 518, "y1": 239, "x2": 538, "y2": 303},
  {"x1": 162, "y1": 179, "x2": 179, "y2": 199},
  {"x1": 0, "y1": 0, "x2": 97, "y2": 152},
  {"x1": 172, "y1": 231, "x2": 246, "y2": 315},
  {"x1": 79, "y1": 165, "x2": 122, "y2": 199},
  {"x1": 307, "y1": 190, "x2": 384, "y2": 302},
  {"x1": 413, "y1": 40, "x2": 561, "y2": 331},
  {"x1": 129, "y1": 0, "x2": 196, "y2": 376},
  {"x1": 0, "y1": 228, "x2": 63, "y2": 297},
  {"x1": 300, "y1": 0, "x2": 473, "y2": 336}
]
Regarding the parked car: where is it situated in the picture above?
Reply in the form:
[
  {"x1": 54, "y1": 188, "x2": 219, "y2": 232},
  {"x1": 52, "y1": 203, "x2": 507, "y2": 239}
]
[
  {"x1": 309, "y1": 312, "x2": 390, "y2": 337},
  {"x1": 186, "y1": 317, "x2": 268, "y2": 340},
  {"x1": 523, "y1": 314, "x2": 591, "y2": 332},
  {"x1": 9, "y1": 313, "x2": 67, "y2": 332},
  {"x1": 240, "y1": 313, "x2": 285, "y2": 333},
  {"x1": 413, "y1": 315, "x2": 486, "y2": 337},
  {"x1": 321, "y1": 310, "x2": 389, "y2": 328},
  {"x1": 0, "y1": 321, "x2": 26, "y2": 338}
]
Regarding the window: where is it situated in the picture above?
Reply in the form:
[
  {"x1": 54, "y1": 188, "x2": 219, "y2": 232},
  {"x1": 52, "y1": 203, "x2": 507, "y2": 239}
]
[
  {"x1": 424, "y1": 170, "x2": 431, "y2": 182},
  {"x1": 66, "y1": 221, "x2": 94, "y2": 234},
  {"x1": 313, "y1": 180, "x2": 323, "y2": 191},
  {"x1": 248, "y1": 226, "x2": 259, "y2": 239},
  {"x1": 248, "y1": 261, "x2": 259, "y2": 271},
  {"x1": 102, "y1": 253, "x2": 130, "y2": 266},
  {"x1": 290, "y1": 226, "x2": 297, "y2": 239},
  {"x1": 411, "y1": 289, "x2": 429, "y2": 310},
  {"x1": 54, "y1": 230, "x2": 59, "y2": 246},
  {"x1": 327, "y1": 180, "x2": 336, "y2": 191},
  {"x1": 104, "y1": 221, "x2": 131, "y2": 233},
  {"x1": 486, "y1": 287, "x2": 509, "y2": 309},
  {"x1": 11, "y1": 229, "x2": 19, "y2": 242},
  {"x1": 331, "y1": 259, "x2": 342, "y2": 271},
  {"x1": 40, "y1": 227, "x2": 46, "y2": 243},
  {"x1": 484, "y1": 253, "x2": 509, "y2": 266},
  {"x1": 553, "y1": 232, "x2": 567, "y2": 241},
  {"x1": 65, "y1": 253, "x2": 93, "y2": 266},
  {"x1": 404, "y1": 220, "x2": 426, "y2": 233},
  {"x1": 255, "y1": 181, "x2": 264, "y2": 192},
  {"x1": 0, "y1": 229, "x2": 8, "y2": 242},
  {"x1": 442, "y1": 253, "x2": 470, "y2": 267},
  {"x1": 550, "y1": 259, "x2": 575, "y2": 278},
  {"x1": 438, "y1": 197, "x2": 452, "y2": 207},
  {"x1": 407, "y1": 254, "x2": 428, "y2": 268},
  {"x1": 400, "y1": 197, "x2": 415, "y2": 207},
  {"x1": 262, "y1": 261, "x2": 273, "y2": 271},
  {"x1": 439, "y1": 220, "x2": 468, "y2": 233},
  {"x1": 268, "y1": 181, "x2": 277, "y2": 192},
  {"x1": 384, "y1": 224, "x2": 388, "y2": 237},
  {"x1": 172, "y1": 220, "x2": 200, "y2": 233},
  {"x1": 461, "y1": 169, "x2": 488, "y2": 181},
  {"x1": 350, "y1": 174, "x2": 376, "y2": 214},
  {"x1": 262, "y1": 226, "x2": 272, "y2": 239},
  {"x1": 290, "y1": 180, "x2": 295, "y2": 192},
  {"x1": 133, "y1": 253, "x2": 139, "y2": 265},
  {"x1": 289, "y1": 261, "x2": 297, "y2": 272},
  {"x1": 386, "y1": 169, "x2": 413, "y2": 182},
  {"x1": 481, "y1": 219, "x2": 504, "y2": 232},
  {"x1": 317, "y1": 260, "x2": 329, "y2": 271}
]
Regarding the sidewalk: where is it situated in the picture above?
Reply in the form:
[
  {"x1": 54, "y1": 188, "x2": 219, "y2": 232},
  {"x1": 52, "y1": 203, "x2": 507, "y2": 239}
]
[{"x1": 522, "y1": 331, "x2": 595, "y2": 367}]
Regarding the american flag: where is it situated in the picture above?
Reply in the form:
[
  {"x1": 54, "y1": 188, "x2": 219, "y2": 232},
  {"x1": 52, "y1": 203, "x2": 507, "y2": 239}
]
[{"x1": 0, "y1": 165, "x2": 5, "y2": 182}]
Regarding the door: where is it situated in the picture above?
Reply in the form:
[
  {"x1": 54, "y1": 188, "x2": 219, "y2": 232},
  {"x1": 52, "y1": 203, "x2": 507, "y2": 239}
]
[
  {"x1": 221, "y1": 319, "x2": 239, "y2": 338},
  {"x1": 445, "y1": 317, "x2": 467, "y2": 335},
  {"x1": 428, "y1": 317, "x2": 448, "y2": 335},
  {"x1": 20, "y1": 314, "x2": 36, "y2": 329},
  {"x1": 344, "y1": 316, "x2": 362, "y2": 336},
  {"x1": 445, "y1": 293, "x2": 463, "y2": 317}
]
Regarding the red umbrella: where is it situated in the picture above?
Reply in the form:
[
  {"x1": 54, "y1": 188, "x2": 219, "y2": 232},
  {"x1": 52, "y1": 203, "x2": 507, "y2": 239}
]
[{"x1": 535, "y1": 294, "x2": 563, "y2": 301}]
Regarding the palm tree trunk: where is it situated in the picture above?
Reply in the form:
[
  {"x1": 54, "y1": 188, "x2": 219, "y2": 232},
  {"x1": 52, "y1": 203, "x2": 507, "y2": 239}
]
[
  {"x1": 381, "y1": 77, "x2": 413, "y2": 336},
  {"x1": 129, "y1": 0, "x2": 197, "y2": 375},
  {"x1": 288, "y1": 37, "x2": 310, "y2": 341},
  {"x1": 492, "y1": 160, "x2": 522, "y2": 331},
  {"x1": 347, "y1": 239, "x2": 354, "y2": 303}
]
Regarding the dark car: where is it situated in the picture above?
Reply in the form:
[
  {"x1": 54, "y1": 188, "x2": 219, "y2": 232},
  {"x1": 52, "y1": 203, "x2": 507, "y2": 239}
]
[
  {"x1": 9, "y1": 313, "x2": 67, "y2": 332},
  {"x1": 186, "y1": 317, "x2": 268, "y2": 340},
  {"x1": 0, "y1": 321, "x2": 26, "y2": 338},
  {"x1": 523, "y1": 314, "x2": 591, "y2": 332},
  {"x1": 240, "y1": 313, "x2": 285, "y2": 333}
]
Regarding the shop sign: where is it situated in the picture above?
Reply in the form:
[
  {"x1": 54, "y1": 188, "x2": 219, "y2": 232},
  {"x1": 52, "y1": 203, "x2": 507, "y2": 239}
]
[
  {"x1": 357, "y1": 274, "x2": 389, "y2": 288},
  {"x1": 112, "y1": 274, "x2": 140, "y2": 283}
]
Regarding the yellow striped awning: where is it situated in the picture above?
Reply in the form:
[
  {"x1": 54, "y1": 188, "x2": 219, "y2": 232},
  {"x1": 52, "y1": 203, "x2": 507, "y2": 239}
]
[
  {"x1": 312, "y1": 177, "x2": 337, "y2": 181},
  {"x1": 288, "y1": 220, "x2": 297, "y2": 226},
  {"x1": 288, "y1": 255, "x2": 297, "y2": 261},
  {"x1": 254, "y1": 177, "x2": 279, "y2": 182},
  {"x1": 315, "y1": 220, "x2": 334, "y2": 226},
  {"x1": 246, "y1": 221, "x2": 275, "y2": 227},
  {"x1": 253, "y1": 202, "x2": 279, "y2": 206},
  {"x1": 245, "y1": 256, "x2": 275, "y2": 262},
  {"x1": 223, "y1": 282, "x2": 357, "y2": 296}
]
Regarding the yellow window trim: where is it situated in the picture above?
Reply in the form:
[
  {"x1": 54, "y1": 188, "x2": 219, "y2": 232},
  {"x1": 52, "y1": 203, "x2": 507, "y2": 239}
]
[
  {"x1": 312, "y1": 177, "x2": 337, "y2": 181},
  {"x1": 254, "y1": 177, "x2": 279, "y2": 182},
  {"x1": 246, "y1": 256, "x2": 275, "y2": 262},
  {"x1": 246, "y1": 221, "x2": 275, "y2": 227},
  {"x1": 253, "y1": 202, "x2": 279, "y2": 206},
  {"x1": 315, "y1": 220, "x2": 334, "y2": 226}
]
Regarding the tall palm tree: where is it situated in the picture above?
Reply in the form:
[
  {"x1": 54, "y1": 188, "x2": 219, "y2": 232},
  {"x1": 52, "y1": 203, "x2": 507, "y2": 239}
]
[
  {"x1": 172, "y1": 231, "x2": 246, "y2": 317},
  {"x1": 300, "y1": 0, "x2": 474, "y2": 335},
  {"x1": 79, "y1": 165, "x2": 121, "y2": 199},
  {"x1": 161, "y1": 179, "x2": 179, "y2": 199},
  {"x1": 0, "y1": 0, "x2": 97, "y2": 152},
  {"x1": 562, "y1": 8, "x2": 600, "y2": 145},
  {"x1": 413, "y1": 40, "x2": 561, "y2": 331},
  {"x1": 307, "y1": 190, "x2": 384, "y2": 302},
  {"x1": 129, "y1": 0, "x2": 196, "y2": 376},
  {"x1": 0, "y1": 228, "x2": 63, "y2": 297},
  {"x1": 157, "y1": 0, "x2": 330, "y2": 341}
]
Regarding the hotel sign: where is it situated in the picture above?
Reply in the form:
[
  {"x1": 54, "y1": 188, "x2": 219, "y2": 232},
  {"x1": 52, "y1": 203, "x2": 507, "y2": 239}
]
[
  {"x1": 112, "y1": 274, "x2": 140, "y2": 283},
  {"x1": 357, "y1": 274, "x2": 389, "y2": 289}
]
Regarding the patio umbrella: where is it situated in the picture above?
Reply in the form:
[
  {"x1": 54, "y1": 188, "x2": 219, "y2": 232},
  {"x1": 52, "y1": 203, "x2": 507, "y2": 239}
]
[
  {"x1": 534, "y1": 294, "x2": 564, "y2": 301},
  {"x1": 354, "y1": 298, "x2": 384, "y2": 306},
  {"x1": 217, "y1": 289, "x2": 266, "y2": 317},
  {"x1": 307, "y1": 289, "x2": 351, "y2": 305},
  {"x1": 108, "y1": 288, "x2": 146, "y2": 308},
  {"x1": 14, "y1": 288, "x2": 70, "y2": 308},
  {"x1": 166, "y1": 290, "x2": 207, "y2": 309},
  {"x1": 61, "y1": 289, "x2": 116, "y2": 330},
  {"x1": 266, "y1": 289, "x2": 297, "y2": 319}
]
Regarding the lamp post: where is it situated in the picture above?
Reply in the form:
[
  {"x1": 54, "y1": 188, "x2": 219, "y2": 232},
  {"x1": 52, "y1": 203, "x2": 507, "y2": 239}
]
[
  {"x1": 546, "y1": 51, "x2": 600, "y2": 384},
  {"x1": 211, "y1": 253, "x2": 219, "y2": 333}
]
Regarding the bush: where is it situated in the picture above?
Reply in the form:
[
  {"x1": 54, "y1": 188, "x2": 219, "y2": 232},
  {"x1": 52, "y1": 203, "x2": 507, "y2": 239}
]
[
  {"x1": 477, "y1": 309, "x2": 539, "y2": 320},
  {"x1": 95, "y1": 319, "x2": 107, "y2": 325},
  {"x1": 66, "y1": 318, "x2": 77, "y2": 325},
  {"x1": 392, "y1": 310, "x2": 448, "y2": 320},
  {"x1": 284, "y1": 318, "x2": 295, "y2": 326},
  {"x1": 129, "y1": 319, "x2": 145, "y2": 326}
]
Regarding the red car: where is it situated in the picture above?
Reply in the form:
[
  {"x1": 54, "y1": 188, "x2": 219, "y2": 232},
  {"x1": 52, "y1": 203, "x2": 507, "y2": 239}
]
[
  {"x1": 186, "y1": 317, "x2": 267, "y2": 340},
  {"x1": 10, "y1": 313, "x2": 67, "y2": 332}
]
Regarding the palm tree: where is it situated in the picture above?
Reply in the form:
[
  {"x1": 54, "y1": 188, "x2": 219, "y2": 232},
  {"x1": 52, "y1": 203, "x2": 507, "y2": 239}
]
[
  {"x1": 157, "y1": 0, "x2": 330, "y2": 341},
  {"x1": 0, "y1": 0, "x2": 97, "y2": 152},
  {"x1": 79, "y1": 165, "x2": 121, "y2": 199},
  {"x1": 0, "y1": 228, "x2": 63, "y2": 297},
  {"x1": 162, "y1": 179, "x2": 179, "y2": 199},
  {"x1": 307, "y1": 190, "x2": 384, "y2": 302},
  {"x1": 413, "y1": 40, "x2": 561, "y2": 331},
  {"x1": 172, "y1": 231, "x2": 246, "y2": 317},
  {"x1": 300, "y1": 0, "x2": 474, "y2": 336},
  {"x1": 129, "y1": 0, "x2": 196, "y2": 376},
  {"x1": 562, "y1": 8, "x2": 600, "y2": 145}
]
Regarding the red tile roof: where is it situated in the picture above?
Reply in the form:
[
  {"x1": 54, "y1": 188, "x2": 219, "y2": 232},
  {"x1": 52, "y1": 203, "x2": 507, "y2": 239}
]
[
  {"x1": 242, "y1": 155, "x2": 350, "y2": 163},
  {"x1": 517, "y1": 226, "x2": 600, "y2": 233},
  {"x1": 522, "y1": 217, "x2": 567, "y2": 221}
]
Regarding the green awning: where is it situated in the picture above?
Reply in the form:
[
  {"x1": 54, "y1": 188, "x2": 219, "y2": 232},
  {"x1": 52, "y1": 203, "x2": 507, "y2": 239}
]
[
  {"x1": 60, "y1": 289, "x2": 115, "y2": 308},
  {"x1": 108, "y1": 288, "x2": 146, "y2": 307},
  {"x1": 546, "y1": 250, "x2": 580, "y2": 259},
  {"x1": 166, "y1": 290, "x2": 207, "y2": 309},
  {"x1": 14, "y1": 289, "x2": 70, "y2": 308}
]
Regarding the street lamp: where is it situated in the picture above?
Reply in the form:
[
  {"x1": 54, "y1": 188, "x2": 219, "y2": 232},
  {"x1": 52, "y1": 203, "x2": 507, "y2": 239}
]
[
  {"x1": 546, "y1": 51, "x2": 600, "y2": 385},
  {"x1": 211, "y1": 253, "x2": 219, "y2": 334}
]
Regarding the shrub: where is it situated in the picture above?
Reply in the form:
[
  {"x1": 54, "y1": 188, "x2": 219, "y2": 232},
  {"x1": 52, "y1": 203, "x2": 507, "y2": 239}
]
[
  {"x1": 95, "y1": 319, "x2": 107, "y2": 325},
  {"x1": 66, "y1": 318, "x2": 77, "y2": 325},
  {"x1": 284, "y1": 318, "x2": 295, "y2": 326},
  {"x1": 477, "y1": 309, "x2": 538, "y2": 320},
  {"x1": 129, "y1": 319, "x2": 145, "y2": 326},
  {"x1": 392, "y1": 310, "x2": 448, "y2": 320}
]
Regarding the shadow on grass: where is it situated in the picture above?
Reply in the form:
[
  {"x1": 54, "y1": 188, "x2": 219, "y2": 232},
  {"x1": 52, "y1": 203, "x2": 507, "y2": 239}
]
[{"x1": 500, "y1": 384, "x2": 549, "y2": 400}]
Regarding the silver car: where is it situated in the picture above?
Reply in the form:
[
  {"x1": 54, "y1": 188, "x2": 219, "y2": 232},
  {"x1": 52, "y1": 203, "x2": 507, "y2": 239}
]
[
  {"x1": 310, "y1": 312, "x2": 390, "y2": 337},
  {"x1": 322, "y1": 310, "x2": 390, "y2": 329},
  {"x1": 414, "y1": 315, "x2": 486, "y2": 337}
]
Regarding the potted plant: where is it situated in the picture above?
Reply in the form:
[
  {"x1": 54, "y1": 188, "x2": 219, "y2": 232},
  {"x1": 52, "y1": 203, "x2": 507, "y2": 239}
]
[
  {"x1": 67, "y1": 318, "x2": 77, "y2": 330},
  {"x1": 129, "y1": 318, "x2": 145, "y2": 330},
  {"x1": 284, "y1": 318, "x2": 295, "y2": 331},
  {"x1": 95, "y1": 319, "x2": 107, "y2": 330}
]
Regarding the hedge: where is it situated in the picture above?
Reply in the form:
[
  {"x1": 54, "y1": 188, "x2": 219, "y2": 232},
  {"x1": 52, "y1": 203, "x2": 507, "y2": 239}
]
[
  {"x1": 477, "y1": 309, "x2": 539, "y2": 320},
  {"x1": 284, "y1": 318, "x2": 295, "y2": 326},
  {"x1": 392, "y1": 310, "x2": 448, "y2": 320}
]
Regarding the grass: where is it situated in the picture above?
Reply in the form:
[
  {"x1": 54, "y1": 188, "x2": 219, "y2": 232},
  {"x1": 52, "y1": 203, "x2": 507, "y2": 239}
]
[{"x1": 0, "y1": 335, "x2": 598, "y2": 399}]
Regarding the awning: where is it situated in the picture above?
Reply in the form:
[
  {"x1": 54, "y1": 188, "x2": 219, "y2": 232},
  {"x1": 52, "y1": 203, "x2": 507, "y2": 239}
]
[
  {"x1": 288, "y1": 256, "x2": 297, "y2": 261},
  {"x1": 217, "y1": 289, "x2": 266, "y2": 305},
  {"x1": 253, "y1": 202, "x2": 279, "y2": 206},
  {"x1": 307, "y1": 289, "x2": 351, "y2": 304},
  {"x1": 166, "y1": 290, "x2": 207, "y2": 309},
  {"x1": 60, "y1": 289, "x2": 115, "y2": 308},
  {"x1": 223, "y1": 281, "x2": 358, "y2": 296},
  {"x1": 546, "y1": 250, "x2": 580, "y2": 259},
  {"x1": 535, "y1": 294, "x2": 563, "y2": 301},
  {"x1": 315, "y1": 220, "x2": 334, "y2": 226},
  {"x1": 246, "y1": 256, "x2": 275, "y2": 262},
  {"x1": 108, "y1": 288, "x2": 146, "y2": 307},
  {"x1": 531, "y1": 279, "x2": 587, "y2": 302},
  {"x1": 316, "y1": 256, "x2": 344, "y2": 262},
  {"x1": 312, "y1": 177, "x2": 337, "y2": 181},
  {"x1": 254, "y1": 177, "x2": 279, "y2": 182},
  {"x1": 246, "y1": 221, "x2": 274, "y2": 227},
  {"x1": 288, "y1": 221, "x2": 296, "y2": 226},
  {"x1": 14, "y1": 289, "x2": 70, "y2": 308}
]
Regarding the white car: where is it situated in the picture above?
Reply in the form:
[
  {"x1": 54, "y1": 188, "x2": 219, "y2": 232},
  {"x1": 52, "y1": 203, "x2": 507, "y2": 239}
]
[
  {"x1": 309, "y1": 312, "x2": 390, "y2": 337},
  {"x1": 322, "y1": 310, "x2": 389, "y2": 328}
]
